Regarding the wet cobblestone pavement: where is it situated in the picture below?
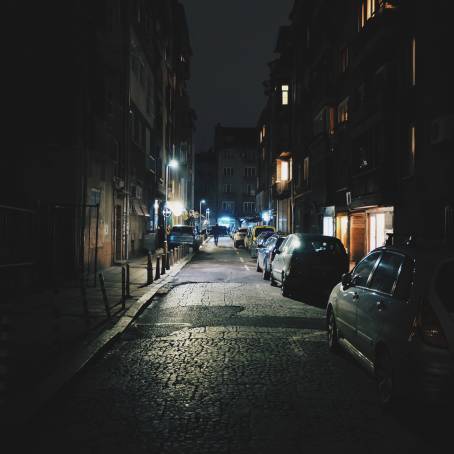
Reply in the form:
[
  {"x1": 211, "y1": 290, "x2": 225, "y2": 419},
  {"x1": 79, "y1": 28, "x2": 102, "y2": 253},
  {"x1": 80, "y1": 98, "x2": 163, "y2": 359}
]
[{"x1": 12, "y1": 239, "x2": 450, "y2": 453}]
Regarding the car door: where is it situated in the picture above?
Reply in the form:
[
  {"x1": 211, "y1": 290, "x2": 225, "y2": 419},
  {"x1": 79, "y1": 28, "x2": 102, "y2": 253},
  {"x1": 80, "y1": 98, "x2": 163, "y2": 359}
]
[
  {"x1": 336, "y1": 251, "x2": 381, "y2": 346},
  {"x1": 272, "y1": 236, "x2": 292, "y2": 281},
  {"x1": 261, "y1": 237, "x2": 276, "y2": 269},
  {"x1": 357, "y1": 252, "x2": 411, "y2": 361}
]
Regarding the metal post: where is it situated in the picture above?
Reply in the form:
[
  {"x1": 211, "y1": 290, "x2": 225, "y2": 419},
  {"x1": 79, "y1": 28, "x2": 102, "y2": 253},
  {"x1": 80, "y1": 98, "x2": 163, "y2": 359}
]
[
  {"x1": 93, "y1": 203, "x2": 100, "y2": 287},
  {"x1": 147, "y1": 252, "x2": 153, "y2": 284},
  {"x1": 87, "y1": 205, "x2": 92, "y2": 280},
  {"x1": 99, "y1": 273, "x2": 112, "y2": 317},
  {"x1": 166, "y1": 252, "x2": 170, "y2": 270},
  {"x1": 126, "y1": 263, "x2": 131, "y2": 297},
  {"x1": 161, "y1": 254, "x2": 166, "y2": 275},
  {"x1": 155, "y1": 256, "x2": 161, "y2": 280},
  {"x1": 121, "y1": 267, "x2": 126, "y2": 310}
]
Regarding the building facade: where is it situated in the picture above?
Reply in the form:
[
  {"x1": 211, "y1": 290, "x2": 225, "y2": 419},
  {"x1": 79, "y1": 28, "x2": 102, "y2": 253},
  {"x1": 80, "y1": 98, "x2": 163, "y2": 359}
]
[
  {"x1": 258, "y1": 0, "x2": 454, "y2": 265},
  {"x1": 214, "y1": 125, "x2": 258, "y2": 229},
  {"x1": 2, "y1": 0, "x2": 195, "y2": 290}
]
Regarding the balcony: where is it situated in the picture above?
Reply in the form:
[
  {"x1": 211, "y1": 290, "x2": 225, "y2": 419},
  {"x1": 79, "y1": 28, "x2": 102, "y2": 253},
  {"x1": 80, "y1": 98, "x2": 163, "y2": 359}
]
[{"x1": 272, "y1": 180, "x2": 291, "y2": 200}]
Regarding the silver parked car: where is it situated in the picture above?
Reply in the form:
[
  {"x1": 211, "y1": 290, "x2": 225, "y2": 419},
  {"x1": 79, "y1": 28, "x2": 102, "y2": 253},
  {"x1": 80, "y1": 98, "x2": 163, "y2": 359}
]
[{"x1": 327, "y1": 244, "x2": 454, "y2": 407}]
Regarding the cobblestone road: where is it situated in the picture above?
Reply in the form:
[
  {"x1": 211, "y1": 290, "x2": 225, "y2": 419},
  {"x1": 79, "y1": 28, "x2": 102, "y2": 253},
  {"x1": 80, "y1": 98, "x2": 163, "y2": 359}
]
[{"x1": 12, "y1": 238, "x2": 449, "y2": 453}]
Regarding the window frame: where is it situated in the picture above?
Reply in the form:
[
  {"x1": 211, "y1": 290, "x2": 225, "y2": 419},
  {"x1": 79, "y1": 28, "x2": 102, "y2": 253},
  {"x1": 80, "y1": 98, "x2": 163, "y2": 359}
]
[{"x1": 367, "y1": 251, "x2": 406, "y2": 296}]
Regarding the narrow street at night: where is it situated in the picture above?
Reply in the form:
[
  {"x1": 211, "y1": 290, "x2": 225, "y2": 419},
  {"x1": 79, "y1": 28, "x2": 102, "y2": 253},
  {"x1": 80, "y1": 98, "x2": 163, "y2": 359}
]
[{"x1": 10, "y1": 239, "x2": 448, "y2": 454}]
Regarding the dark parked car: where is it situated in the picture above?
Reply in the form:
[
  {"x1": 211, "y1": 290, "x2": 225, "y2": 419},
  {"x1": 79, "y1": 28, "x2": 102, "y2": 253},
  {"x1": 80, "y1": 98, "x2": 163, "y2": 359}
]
[
  {"x1": 168, "y1": 225, "x2": 202, "y2": 251},
  {"x1": 327, "y1": 244, "x2": 454, "y2": 407},
  {"x1": 256, "y1": 233, "x2": 287, "y2": 280},
  {"x1": 270, "y1": 233, "x2": 348, "y2": 296}
]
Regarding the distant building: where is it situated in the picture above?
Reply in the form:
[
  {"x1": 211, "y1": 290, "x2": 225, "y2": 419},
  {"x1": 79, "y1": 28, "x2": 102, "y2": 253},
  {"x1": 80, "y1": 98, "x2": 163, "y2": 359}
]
[
  {"x1": 214, "y1": 125, "x2": 258, "y2": 228},
  {"x1": 194, "y1": 149, "x2": 217, "y2": 229}
]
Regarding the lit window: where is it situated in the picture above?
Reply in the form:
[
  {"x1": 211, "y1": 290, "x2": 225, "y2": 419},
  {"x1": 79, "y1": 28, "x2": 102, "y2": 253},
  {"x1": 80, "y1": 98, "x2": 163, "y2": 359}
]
[
  {"x1": 338, "y1": 98, "x2": 349, "y2": 124},
  {"x1": 282, "y1": 85, "x2": 289, "y2": 105},
  {"x1": 359, "y1": 0, "x2": 378, "y2": 29},
  {"x1": 411, "y1": 37, "x2": 416, "y2": 86},
  {"x1": 411, "y1": 125, "x2": 416, "y2": 159},
  {"x1": 276, "y1": 159, "x2": 289, "y2": 182},
  {"x1": 262, "y1": 125, "x2": 266, "y2": 138},
  {"x1": 259, "y1": 131, "x2": 263, "y2": 143}
]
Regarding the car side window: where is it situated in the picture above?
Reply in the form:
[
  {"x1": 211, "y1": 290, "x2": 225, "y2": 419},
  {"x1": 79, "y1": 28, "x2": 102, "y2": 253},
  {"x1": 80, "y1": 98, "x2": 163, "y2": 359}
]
[
  {"x1": 279, "y1": 237, "x2": 290, "y2": 252},
  {"x1": 352, "y1": 252, "x2": 381, "y2": 287},
  {"x1": 368, "y1": 252, "x2": 405, "y2": 295}
]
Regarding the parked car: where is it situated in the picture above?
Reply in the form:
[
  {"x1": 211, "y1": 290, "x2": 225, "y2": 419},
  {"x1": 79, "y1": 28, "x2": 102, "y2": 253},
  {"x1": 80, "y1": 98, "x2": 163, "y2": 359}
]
[
  {"x1": 233, "y1": 228, "x2": 248, "y2": 248},
  {"x1": 256, "y1": 233, "x2": 287, "y2": 279},
  {"x1": 270, "y1": 233, "x2": 348, "y2": 296},
  {"x1": 250, "y1": 230, "x2": 275, "y2": 258},
  {"x1": 244, "y1": 225, "x2": 276, "y2": 250},
  {"x1": 168, "y1": 225, "x2": 202, "y2": 251},
  {"x1": 327, "y1": 244, "x2": 454, "y2": 407}
]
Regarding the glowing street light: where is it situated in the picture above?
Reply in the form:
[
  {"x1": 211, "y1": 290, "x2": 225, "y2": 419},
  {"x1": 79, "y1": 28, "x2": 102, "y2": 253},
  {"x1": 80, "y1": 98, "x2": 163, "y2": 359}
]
[{"x1": 165, "y1": 159, "x2": 179, "y2": 236}]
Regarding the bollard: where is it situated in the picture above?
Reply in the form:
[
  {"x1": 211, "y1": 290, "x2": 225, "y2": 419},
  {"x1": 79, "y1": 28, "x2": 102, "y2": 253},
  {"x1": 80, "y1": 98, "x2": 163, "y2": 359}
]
[
  {"x1": 177, "y1": 246, "x2": 181, "y2": 261},
  {"x1": 166, "y1": 252, "x2": 171, "y2": 270},
  {"x1": 126, "y1": 263, "x2": 131, "y2": 298},
  {"x1": 121, "y1": 267, "x2": 126, "y2": 309},
  {"x1": 172, "y1": 249, "x2": 176, "y2": 265},
  {"x1": 99, "y1": 273, "x2": 112, "y2": 316},
  {"x1": 169, "y1": 249, "x2": 173, "y2": 267},
  {"x1": 155, "y1": 256, "x2": 161, "y2": 280},
  {"x1": 147, "y1": 252, "x2": 154, "y2": 285},
  {"x1": 0, "y1": 313, "x2": 11, "y2": 407},
  {"x1": 161, "y1": 254, "x2": 166, "y2": 275}
]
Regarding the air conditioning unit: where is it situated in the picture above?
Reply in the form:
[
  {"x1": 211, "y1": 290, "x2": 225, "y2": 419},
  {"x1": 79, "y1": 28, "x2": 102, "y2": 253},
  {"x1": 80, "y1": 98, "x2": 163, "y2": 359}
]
[{"x1": 431, "y1": 115, "x2": 454, "y2": 145}]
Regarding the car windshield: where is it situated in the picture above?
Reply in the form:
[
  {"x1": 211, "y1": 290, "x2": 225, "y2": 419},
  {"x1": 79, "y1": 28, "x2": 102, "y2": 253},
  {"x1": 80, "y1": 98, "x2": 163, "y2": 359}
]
[
  {"x1": 239, "y1": 228, "x2": 248, "y2": 233},
  {"x1": 434, "y1": 260, "x2": 454, "y2": 313},
  {"x1": 295, "y1": 237, "x2": 344, "y2": 255},
  {"x1": 171, "y1": 226, "x2": 193, "y2": 234}
]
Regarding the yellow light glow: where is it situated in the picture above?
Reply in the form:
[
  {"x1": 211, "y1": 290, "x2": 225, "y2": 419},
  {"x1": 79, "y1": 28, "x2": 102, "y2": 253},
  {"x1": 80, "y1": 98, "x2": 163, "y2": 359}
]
[{"x1": 167, "y1": 201, "x2": 185, "y2": 217}]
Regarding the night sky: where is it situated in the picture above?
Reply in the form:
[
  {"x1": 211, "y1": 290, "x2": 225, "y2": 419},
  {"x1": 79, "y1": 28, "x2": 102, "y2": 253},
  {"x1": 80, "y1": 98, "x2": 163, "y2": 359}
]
[{"x1": 182, "y1": 0, "x2": 293, "y2": 152}]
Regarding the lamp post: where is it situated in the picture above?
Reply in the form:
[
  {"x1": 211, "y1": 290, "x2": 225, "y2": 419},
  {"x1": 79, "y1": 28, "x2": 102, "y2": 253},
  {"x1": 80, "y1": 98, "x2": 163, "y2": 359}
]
[
  {"x1": 165, "y1": 159, "x2": 178, "y2": 238},
  {"x1": 199, "y1": 199, "x2": 206, "y2": 232},
  {"x1": 206, "y1": 208, "x2": 210, "y2": 226}
]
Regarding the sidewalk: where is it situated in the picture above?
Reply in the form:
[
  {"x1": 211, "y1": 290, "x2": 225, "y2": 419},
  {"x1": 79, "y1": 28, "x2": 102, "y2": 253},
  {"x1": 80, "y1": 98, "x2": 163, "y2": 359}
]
[{"x1": 0, "y1": 245, "x2": 194, "y2": 425}]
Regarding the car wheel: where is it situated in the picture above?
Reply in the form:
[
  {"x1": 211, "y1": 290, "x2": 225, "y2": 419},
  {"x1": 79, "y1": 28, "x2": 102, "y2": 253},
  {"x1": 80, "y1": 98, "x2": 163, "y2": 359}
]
[
  {"x1": 263, "y1": 260, "x2": 270, "y2": 280},
  {"x1": 256, "y1": 259, "x2": 262, "y2": 272},
  {"x1": 375, "y1": 348, "x2": 395, "y2": 408},
  {"x1": 270, "y1": 270, "x2": 278, "y2": 287},
  {"x1": 281, "y1": 273, "x2": 291, "y2": 297},
  {"x1": 327, "y1": 309, "x2": 339, "y2": 352}
]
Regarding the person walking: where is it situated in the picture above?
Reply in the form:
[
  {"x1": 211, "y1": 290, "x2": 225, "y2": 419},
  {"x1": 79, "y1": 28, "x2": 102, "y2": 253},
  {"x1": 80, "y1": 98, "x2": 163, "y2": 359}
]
[{"x1": 212, "y1": 223, "x2": 220, "y2": 246}]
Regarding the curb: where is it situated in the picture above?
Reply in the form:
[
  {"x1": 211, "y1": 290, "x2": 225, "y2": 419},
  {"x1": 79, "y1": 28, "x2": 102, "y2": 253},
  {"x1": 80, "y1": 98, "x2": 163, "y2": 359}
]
[{"x1": 8, "y1": 252, "x2": 194, "y2": 426}]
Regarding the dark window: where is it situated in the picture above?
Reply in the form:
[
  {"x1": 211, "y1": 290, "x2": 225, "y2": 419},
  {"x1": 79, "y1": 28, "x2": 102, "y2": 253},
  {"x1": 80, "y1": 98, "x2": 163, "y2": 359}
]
[
  {"x1": 369, "y1": 252, "x2": 405, "y2": 294},
  {"x1": 395, "y1": 256, "x2": 415, "y2": 301},
  {"x1": 352, "y1": 252, "x2": 381, "y2": 287},
  {"x1": 434, "y1": 260, "x2": 454, "y2": 312},
  {"x1": 296, "y1": 238, "x2": 345, "y2": 256}
]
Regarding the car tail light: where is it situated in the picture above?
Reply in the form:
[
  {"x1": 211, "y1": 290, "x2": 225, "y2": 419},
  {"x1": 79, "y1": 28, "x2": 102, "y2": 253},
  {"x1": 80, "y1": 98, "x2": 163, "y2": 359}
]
[{"x1": 419, "y1": 301, "x2": 449, "y2": 349}]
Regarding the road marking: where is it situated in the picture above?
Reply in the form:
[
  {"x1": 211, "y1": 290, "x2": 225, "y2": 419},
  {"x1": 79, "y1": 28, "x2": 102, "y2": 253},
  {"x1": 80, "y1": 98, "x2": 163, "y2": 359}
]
[
  {"x1": 244, "y1": 265, "x2": 250, "y2": 271},
  {"x1": 239, "y1": 257, "x2": 244, "y2": 263}
]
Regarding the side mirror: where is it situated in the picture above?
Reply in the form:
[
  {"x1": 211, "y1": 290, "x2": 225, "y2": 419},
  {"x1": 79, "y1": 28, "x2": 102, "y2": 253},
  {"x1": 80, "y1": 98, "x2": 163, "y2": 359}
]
[
  {"x1": 341, "y1": 273, "x2": 352, "y2": 288},
  {"x1": 275, "y1": 249, "x2": 282, "y2": 255}
]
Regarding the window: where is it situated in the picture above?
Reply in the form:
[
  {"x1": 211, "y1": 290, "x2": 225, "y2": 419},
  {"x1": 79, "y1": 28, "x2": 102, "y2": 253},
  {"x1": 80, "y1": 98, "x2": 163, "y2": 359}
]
[
  {"x1": 224, "y1": 167, "x2": 234, "y2": 177},
  {"x1": 281, "y1": 84, "x2": 289, "y2": 105},
  {"x1": 338, "y1": 98, "x2": 349, "y2": 124},
  {"x1": 243, "y1": 202, "x2": 255, "y2": 213},
  {"x1": 224, "y1": 183, "x2": 232, "y2": 193},
  {"x1": 411, "y1": 37, "x2": 416, "y2": 86},
  {"x1": 224, "y1": 150, "x2": 233, "y2": 159},
  {"x1": 244, "y1": 167, "x2": 256, "y2": 177},
  {"x1": 246, "y1": 184, "x2": 255, "y2": 196},
  {"x1": 222, "y1": 201, "x2": 235, "y2": 212},
  {"x1": 368, "y1": 252, "x2": 405, "y2": 295},
  {"x1": 359, "y1": 0, "x2": 378, "y2": 29},
  {"x1": 352, "y1": 251, "x2": 381, "y2": 287},
  {"x1": 340, "y1": 47, "x2": 349, "y2": 73},
  {"x1": 276, "y1": 159, "x2": 289, "y2": 182},
  {"x1": 90, "y1": 188, "x2": 101, "y2": 206},
  {"x1": 303, "y1": 157, "x2": 310, "y2": 185},
  {"x1": 323, "y1": 217, "x2": 335, "y2": 237}
]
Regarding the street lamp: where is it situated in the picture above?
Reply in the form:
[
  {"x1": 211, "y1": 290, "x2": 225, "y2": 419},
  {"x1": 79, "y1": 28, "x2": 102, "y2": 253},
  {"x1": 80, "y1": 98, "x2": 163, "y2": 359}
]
[
  {"x1": 206, "y1": 208, "x2": 210, "y2": 226},
  {"x1": 165, "y1": 159, "x2": 179, "y2": 237},
  {"x1": 199, "y1": 199, "x2": 206, "y2": 232}
]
